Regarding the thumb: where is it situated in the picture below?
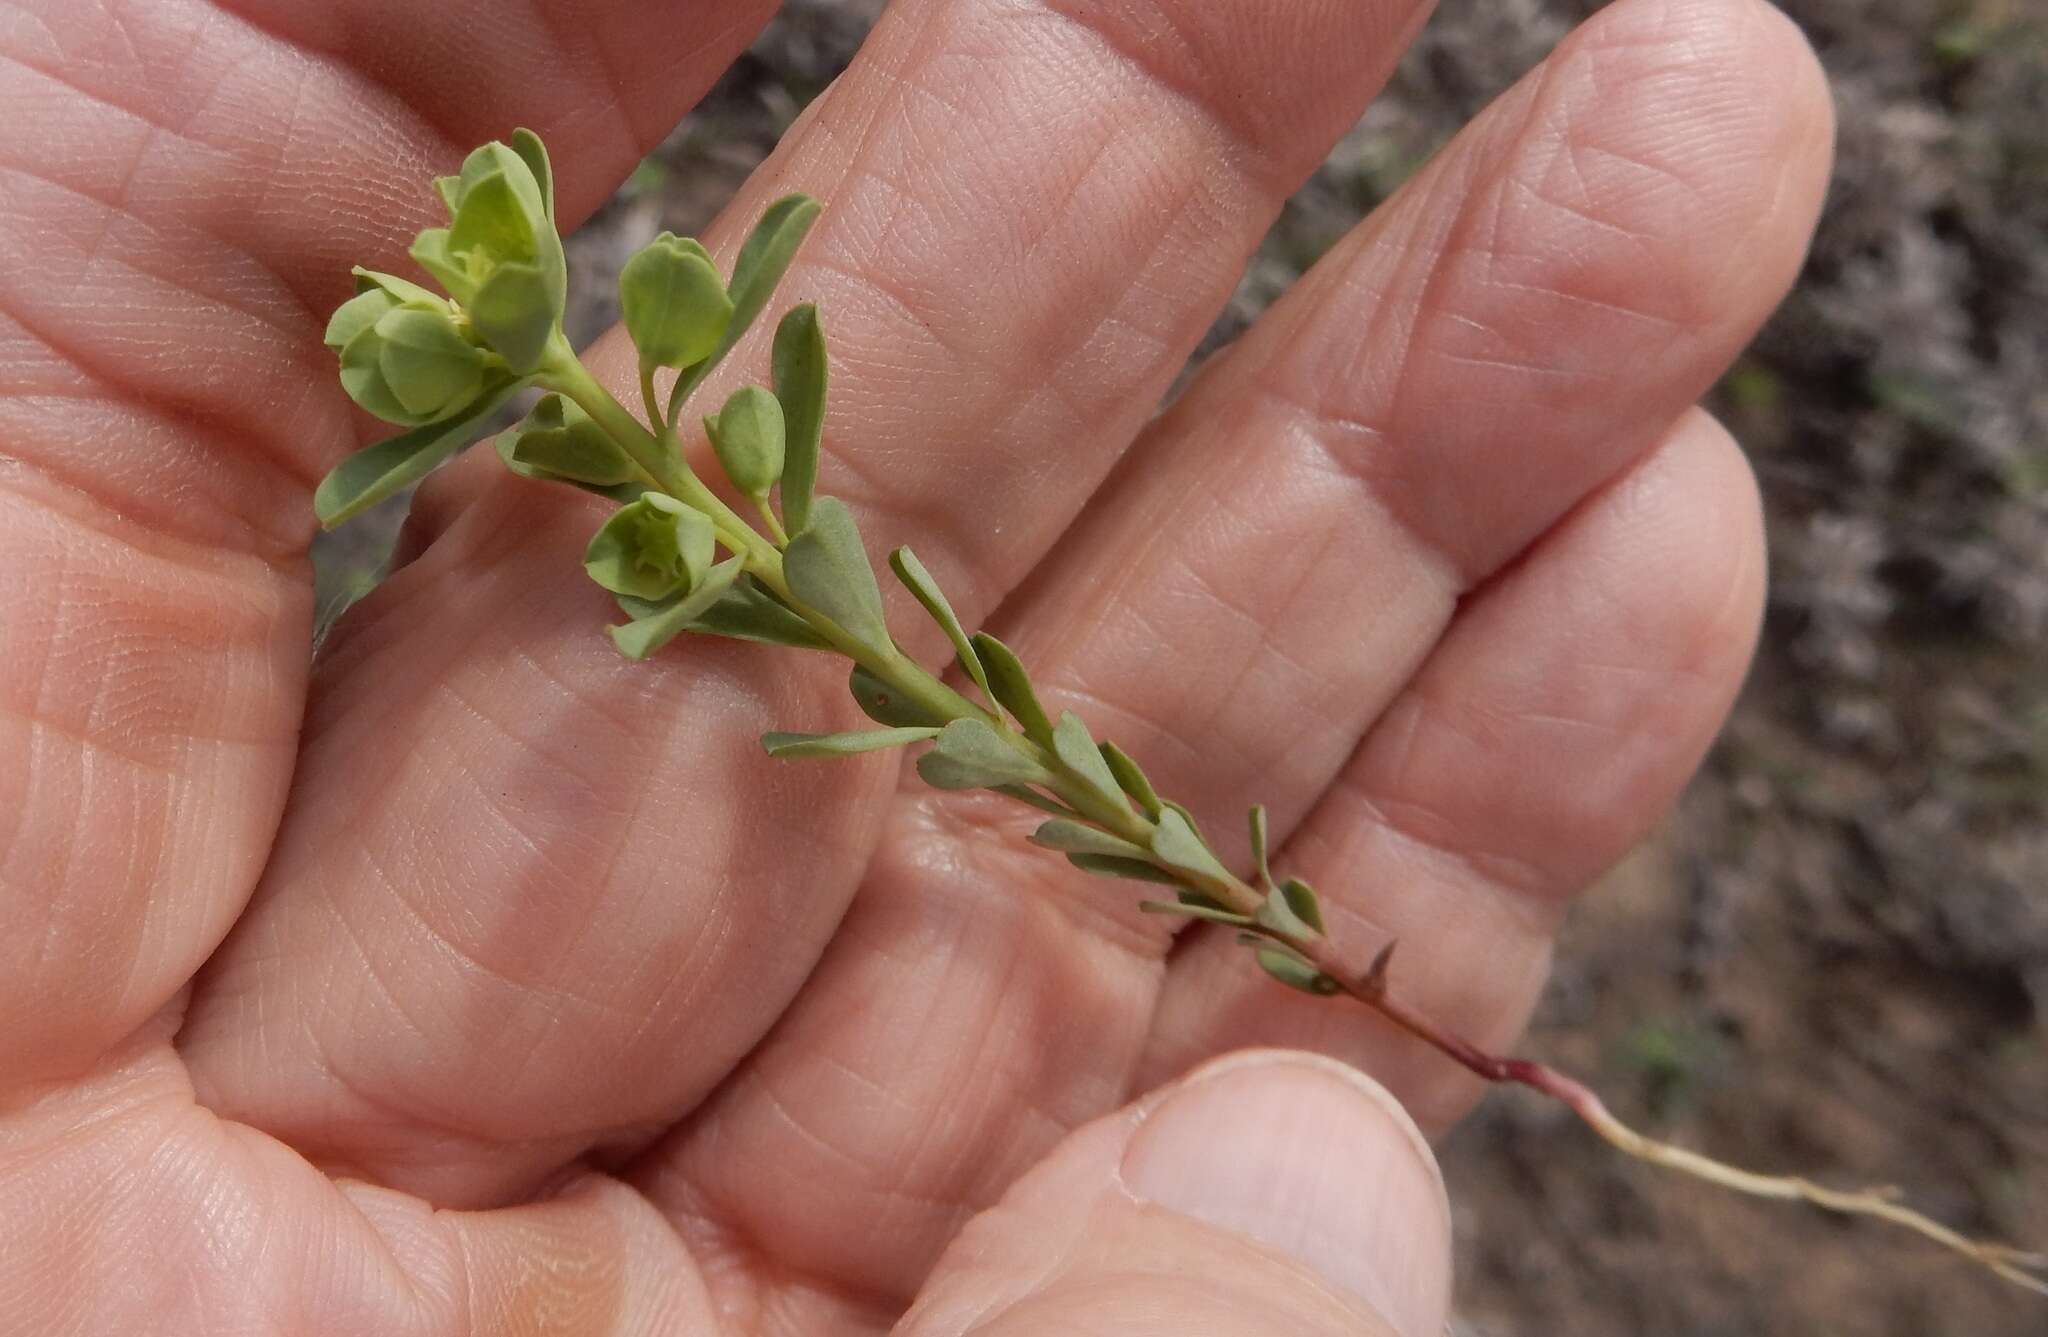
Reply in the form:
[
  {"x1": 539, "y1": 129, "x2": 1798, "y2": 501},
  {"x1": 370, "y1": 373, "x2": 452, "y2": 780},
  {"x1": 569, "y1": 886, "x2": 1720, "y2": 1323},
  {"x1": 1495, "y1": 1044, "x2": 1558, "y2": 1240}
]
[{"x1": 898, "y1": 1050, "x2": 1453, "y2": 1337}]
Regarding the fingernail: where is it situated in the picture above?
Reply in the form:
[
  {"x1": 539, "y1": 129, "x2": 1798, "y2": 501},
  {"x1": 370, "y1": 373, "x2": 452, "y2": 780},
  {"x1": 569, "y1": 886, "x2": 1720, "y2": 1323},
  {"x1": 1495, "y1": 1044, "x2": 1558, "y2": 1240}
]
[{"x1": 1121, "y1": 1051, "x2": 1451, "y2": 1336}]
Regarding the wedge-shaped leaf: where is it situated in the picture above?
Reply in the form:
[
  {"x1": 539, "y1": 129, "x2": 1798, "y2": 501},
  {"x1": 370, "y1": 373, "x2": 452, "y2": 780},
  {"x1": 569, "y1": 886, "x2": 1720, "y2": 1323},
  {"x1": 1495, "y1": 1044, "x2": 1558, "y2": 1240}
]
[
  {"x1": 772, "y1": 303, "x2": 827, "y2": 534},
  {"x1": 677, "y1": 578, "x2": 833, "y2": 650},
  {"x1": 1066, "y1": 853, "x2": 1188, "y2": 887},
  {"x1": 1051, "y1": 712, "x2": 1123, "y2": 809},
  {"x1": 499, "y1": 437, "x2": 647, "y2": 503},
  {"x1": 762, "y1": 726, "x2": 939, "y2": 758},
  {"x1": 1027, "y1": 819, "x2": 1151, "y2": 860},
  {"x1": 1139, "y1": 900, "x2": 1254, "y2": 927},
  {"x1": 785, "y1": 497, "x2": 890, "y2": 654},
  {"x1": 1249, "y1": 943, "x2": 1341, "y2": 996},
  {"x1": 915, "y1": 718, "x2": 1054, "y2": 791},
  {"x1": 315, "y1": 379, "x2": 523, "y2": 527},
  {"x1": 728, "y1": 195, "x2": 822, "y2": 340},
  {"x1": 498, "y1": 394, "x2": 639, "y2": 488},
  {"x1": 609, "y1": 555, "x2": 744, "y2": 660},
  {"x1": 970, "y1": 632, "x2": 1053, "y2": 746},
  {"x1": 851, "y1": 666, "x2": 948, "y2": 727},
  {"x1": 993, "y1": 784, "x2": 1079, "y2": 818},
  {"x1": 1248, "y1": 805, "x2": 1273, "y2": 889},
  {"x1": 1278, "y1": 876, "x2": 1325, "y2": 935},
  {"x1": 1248, "y1": 871, "x2": 1326, "y2": 943},
  {"x1": 1149, "y1": 808, "x2": 1233, "y2": 887},
  {"x1": 509, "y1": 127, "x2": 555, "y2": 224},
  {"x1": 1099, "y1": 741, "x2": 1163, "y2": 820},
  {"x1": 889, "y1": 547, "x2": 990, "y2": 702}
]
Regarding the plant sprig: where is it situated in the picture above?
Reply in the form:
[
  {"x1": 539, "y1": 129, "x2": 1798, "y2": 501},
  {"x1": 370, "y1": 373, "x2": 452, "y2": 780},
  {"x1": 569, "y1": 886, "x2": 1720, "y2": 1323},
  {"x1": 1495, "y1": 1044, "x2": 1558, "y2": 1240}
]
[{"x1": 313, "y1": 130, "x2": 2046, "y2": 1300}]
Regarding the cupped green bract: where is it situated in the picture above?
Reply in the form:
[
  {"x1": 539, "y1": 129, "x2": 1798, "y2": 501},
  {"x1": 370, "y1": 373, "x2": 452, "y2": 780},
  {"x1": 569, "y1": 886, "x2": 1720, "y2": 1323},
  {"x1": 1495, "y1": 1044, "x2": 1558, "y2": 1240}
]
[
  {"x1": 334, "y1": 298, "x2": 496, "y2": 427},
  {"x1": 584, "y1": 493, "x2": 718, "y2": 601},
  {"x1": 620, "y1": 233, "x2": 732, "y2": 372},
  {"x1": 410, "y1": 137, "x2": 566, "y2": 373},
  {"x1": 502, "y1": 393, "x2": 637, "y2": 487},
  {"x1": 705, "y1": 384, "x2": 785, "y2": 498}
]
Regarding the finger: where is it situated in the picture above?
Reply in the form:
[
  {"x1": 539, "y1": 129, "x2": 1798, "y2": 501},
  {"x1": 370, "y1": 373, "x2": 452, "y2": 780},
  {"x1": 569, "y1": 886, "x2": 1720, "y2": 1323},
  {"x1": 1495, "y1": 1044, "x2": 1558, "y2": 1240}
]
[
  {"x1": 1143, "y1": 408, "x2": 1767, "y2": 1130},
  {"x1": 643, "y1": 0, "x2": 1824, "y2": 1301},
  {"x1": 0, "y1": 0, "x2": 771, "y2": 1095},
  {"x1": 988, "y1": 0, "x2": 1830, "y2": 862},
  {"x1": 181, "y1": 0, "x2": 1437, "y2": 1210},
  {"x1": 0, "y1": 1028, "x2": 722, "y2": 1333},
  {"x1": 897, "y1": 1052, "x2": 1450, "y2": 1337}
]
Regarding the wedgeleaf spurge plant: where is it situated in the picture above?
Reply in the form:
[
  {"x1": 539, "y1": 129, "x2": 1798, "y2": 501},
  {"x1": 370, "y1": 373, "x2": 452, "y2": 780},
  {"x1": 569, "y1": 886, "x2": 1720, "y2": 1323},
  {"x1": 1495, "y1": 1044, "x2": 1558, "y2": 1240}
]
[{"x1": 315, "y1": 130, "x2": 2046, "y2": 1298}]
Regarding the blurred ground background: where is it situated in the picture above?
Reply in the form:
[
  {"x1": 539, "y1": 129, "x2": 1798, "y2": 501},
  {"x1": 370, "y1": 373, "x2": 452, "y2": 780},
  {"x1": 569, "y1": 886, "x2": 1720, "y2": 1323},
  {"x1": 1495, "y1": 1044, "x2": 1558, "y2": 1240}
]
[{"x1": 315, "y1": 1, "x2": 2047, "y2": 1330}]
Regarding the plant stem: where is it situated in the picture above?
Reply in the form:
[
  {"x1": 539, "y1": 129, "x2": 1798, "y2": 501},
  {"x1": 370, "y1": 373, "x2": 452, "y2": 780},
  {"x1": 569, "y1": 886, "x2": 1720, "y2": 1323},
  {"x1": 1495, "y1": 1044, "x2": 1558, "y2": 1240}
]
[{"x1": 545, "y1": 342, "x2": 2041, "y2": 1297}]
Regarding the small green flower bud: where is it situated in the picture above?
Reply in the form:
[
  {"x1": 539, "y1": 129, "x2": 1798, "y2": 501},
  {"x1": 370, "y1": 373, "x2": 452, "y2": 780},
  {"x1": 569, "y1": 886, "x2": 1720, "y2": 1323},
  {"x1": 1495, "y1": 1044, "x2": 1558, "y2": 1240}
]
[
  {"x1": 584, "y1": 494, "x2": 718, "y2": 601},
  {"x1": 619, "y1": 233, "x2": 733, "y2": 371},
  {"x1": 503, "y1": 394, "x2": 637, "y2": 487},
  {"x1": 704, "y1": 384, "x2": 786, "y2": 499}
]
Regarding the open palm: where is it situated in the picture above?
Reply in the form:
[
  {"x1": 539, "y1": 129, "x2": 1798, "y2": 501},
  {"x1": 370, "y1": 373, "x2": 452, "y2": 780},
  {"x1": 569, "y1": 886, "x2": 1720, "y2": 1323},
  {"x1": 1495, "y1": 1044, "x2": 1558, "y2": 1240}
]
[{"x1": 2, "y1": 0, "x2": 1832, "y2": 1332}]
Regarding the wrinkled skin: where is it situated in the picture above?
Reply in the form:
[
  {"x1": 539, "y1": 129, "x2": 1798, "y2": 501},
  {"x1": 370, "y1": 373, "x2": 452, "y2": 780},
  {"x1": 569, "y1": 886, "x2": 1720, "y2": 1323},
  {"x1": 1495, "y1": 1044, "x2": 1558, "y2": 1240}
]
[{"x1": 0, "y1": 0, "x2": 1831, "y2": 1332}]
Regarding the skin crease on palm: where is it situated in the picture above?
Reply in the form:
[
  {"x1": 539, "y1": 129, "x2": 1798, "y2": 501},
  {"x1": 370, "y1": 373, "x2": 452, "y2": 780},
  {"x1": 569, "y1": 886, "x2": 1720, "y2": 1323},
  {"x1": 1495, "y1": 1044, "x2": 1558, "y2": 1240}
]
[{"x1": 0, "y1": 0, "x2": 1835, "y2": 1332}]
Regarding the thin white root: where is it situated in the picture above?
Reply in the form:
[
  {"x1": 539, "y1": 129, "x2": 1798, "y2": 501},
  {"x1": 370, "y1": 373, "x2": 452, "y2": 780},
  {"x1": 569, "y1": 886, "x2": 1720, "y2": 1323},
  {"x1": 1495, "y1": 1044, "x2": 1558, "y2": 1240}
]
[{"x1": 1575, "y1": 1092, "x2": 2048, "y2": 1297}]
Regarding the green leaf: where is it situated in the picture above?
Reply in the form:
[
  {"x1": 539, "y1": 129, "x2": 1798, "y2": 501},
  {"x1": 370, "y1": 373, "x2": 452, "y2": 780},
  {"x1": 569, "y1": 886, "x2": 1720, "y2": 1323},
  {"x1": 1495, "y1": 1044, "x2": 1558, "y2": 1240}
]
[
  {"x1": 677, "y1": 578, "x2": 834, "y2": 650},
  {"x1": 469, "y1": 259, "x2": 557, "y2": 374},
  {"x1": 1051, "y1": 712, "x2": 1123, "y2": 809},
  {"x1": 727, "y1": 195, "x2": 821, "y2": 340},
  {"x1": 915, "y1": 718, "x2": 1055, "y2": 791},
  {"x1": 1149, "y1": 808, "x2": 1233, "y2": 886},
  {"x1": 1279, "y1": 877, "x2": 1325, "y2": 935},
  {"x1": 1252, "y1": 876, "x2": 1325, "y2": 940},
  {"x1": 584, "y1": 494, "x2": 717, "y2": 601},
  {"x1": 373, "y1": 307, "x2": 486, "y2": 418},
  {"x1": 850, "y1": 665, "x2": 949, "y2": 727},
  {"x1": 1066, "y1": 853, "x2": 1189, "y2": 887},
  {"x1": 992, "y1": 784, "x2": 1080, "y2": 818},
  {"x1": 970, "y1": 632, "x2": 1053, "y2": 746},
  {"x1": 621, "y1": 233, "x2": 733, "y2": 371},
  {"x1": 315, "y1": 378, "x2": 523, "y2": 527},
  {"x1": 609, "y1": 555, "x2": 745, "y2": 660},
  {"x1": 784, "y1": 497, "x2": 890, "y2": 654},
  {"x1": 772, "y1": 303, "x2": 827, "y2": 533},
  {"x1": 705, "y1": 384, "x2": 785, "y2": 498},
  {"x1": 1248, "y1": 805, "x2": 1272, "y2": 889},
  {"x1": 888, "y1": 547, "x2": 991, "y2": 703},
  {"x1": 1027, "y1": 819, "x2": 1151, "y2": 860},
  {"x1": 509, "y1": 128, "x2": 555, "y2": 224},
  {"x1": 1098, "y1": 741, "x2": 1163, "y2": 821},
  {"x1": 1139, "y1": 900, "x2": 1254, "y2": 927},
  {"x1": 1252, "y1": 945, "x2": 1341, "y2": 996},
  {"x1": 500, "y1": 393, "x2": 638, "y2": 487},
  {"x1": 762, "y1": 726, "x2": 939, "y2": 758}
]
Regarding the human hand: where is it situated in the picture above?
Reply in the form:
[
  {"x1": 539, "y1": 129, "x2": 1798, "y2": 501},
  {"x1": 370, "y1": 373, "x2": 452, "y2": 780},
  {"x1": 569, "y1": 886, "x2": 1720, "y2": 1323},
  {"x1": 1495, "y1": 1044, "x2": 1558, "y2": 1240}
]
[{"x1": 1, "y1": 0, "x2": 1831, "y2": 1331}]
